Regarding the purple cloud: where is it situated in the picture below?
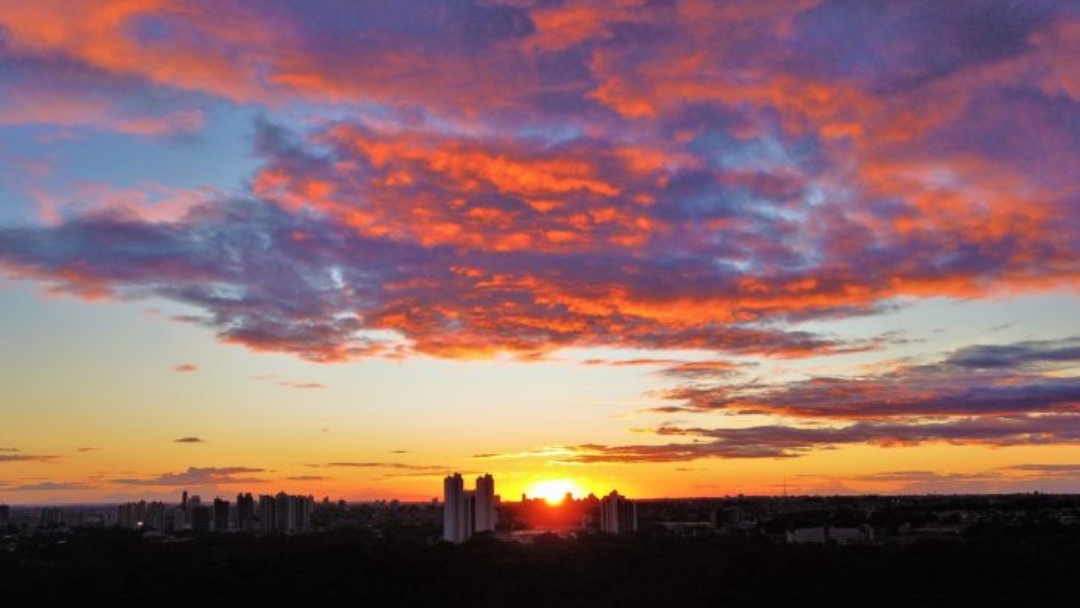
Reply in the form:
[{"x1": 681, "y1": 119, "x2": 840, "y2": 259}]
[
  {"x1": 0, "y1": 1, "x2": 1077, "y2": 366},
  {"x1": 110, "y1": 466, "x2": 267, "y2": 486},
  {"x1": 550, "y1": 414, "x2": 1080, "y2": 463},
  {"x1": 0, "y1": 454, "x2": 59, "y2": 463},
  {"x1": 658, "y1": 337, "x2": 1080, "y2": 419}
]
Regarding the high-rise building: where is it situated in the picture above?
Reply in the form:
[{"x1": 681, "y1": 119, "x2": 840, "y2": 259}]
[
  {"x1": 213, "y1": 498, "x2": 230, "y2": 533},
  {"x1": 443, "y1": 473, "x2": 467, "y2": 543},
  {"x1": 236, "y1": 493, "x2": 255, "y2": 532},
  {"x1": 0, "y1": 504, "x2": 9, "y2": 526},
  {"x1": 258, "y1": 492, "x2": 313, "y2": 533},
  {"x1": 258, "y1": 494, "x2": 276, "y2": 533},
  {"x1": 443, "y1": 473, "x2": 496, "y2": 543},
  {"x1": 145, "y1": 501, "x2": 166, "y2": 531},
  {"x1": 474, "y1": 474, "x2": 496, "y2": 533},
  {"x1": 38, "y1": 507, "x2": 63, "y2": 527},
  {"x1": 190, "y1": 505, "x2": 212, "y2": 533},
  {"x1": 600, "y1": 490, "x2": 637, "y2": 534},
  {"x1": 117, "y1": 501, "x2": 149, "y2": 529}
]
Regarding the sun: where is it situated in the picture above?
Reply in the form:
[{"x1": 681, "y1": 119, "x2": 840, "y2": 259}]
[{"x1": 525, "y1": 479, "x2": 586, "y2": 505}]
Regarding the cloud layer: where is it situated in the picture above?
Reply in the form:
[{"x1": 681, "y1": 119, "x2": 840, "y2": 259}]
[{"x1": 1, "y1": 1, "x2": 1078, "y2": 362}]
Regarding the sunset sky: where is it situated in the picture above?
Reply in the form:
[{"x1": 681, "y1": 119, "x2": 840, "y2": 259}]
[{"x1": 2, "y1": 0, "x2": 1080, "y2": 505}]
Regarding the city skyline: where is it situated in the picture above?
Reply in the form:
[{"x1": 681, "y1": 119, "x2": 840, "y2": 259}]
[{"x1": 3, "y1": 1, "x2": 1080, "y2": 505}]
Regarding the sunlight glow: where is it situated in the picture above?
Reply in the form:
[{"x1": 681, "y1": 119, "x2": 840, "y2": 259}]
[{"x1": 525, "y1": 479, "x2": 587, "y2": 505}]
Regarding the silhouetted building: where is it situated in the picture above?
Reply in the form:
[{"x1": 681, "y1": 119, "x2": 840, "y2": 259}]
[
  {"x1": 237, "y1": 492, "x2": 255, "y2": 531},
  {"x1": 443, "y1": 472, "x2": 496, "y2": 543},
  {"x1": 788, "y1": 525, "x2": 874, "y2": 545},
  {"x1": 213, "y1": 498, "x2": 230, "y2": 533},
  {"x1": 475, "y1": 474, "x2": 497, "y2": 533},
  {"x1": 190, "y1": 506, "x2": 212, "y2": 533},
  {"x1": 145, "y1": 501, "x2": 166, "y2": 531},
  {"x1": 258, "y1": 492, "x2": 314, "y2": 533},
  {"x1": 0, "y1": 504, "x2": 9, "y2": 526},
  {"x1": 444, "y1": 473, "x2": 467, "y2": 543},
  {"x1": 259, "y1": 494, "x2": 276, "y2": 533},
  {"x1": 600, "y1": 490, "x2": 637, "y2": 534},
  {"x1": 117, "y1": 501, "x2": 148, "y2": 529},
  {"x1": 38, "y1": 507, "x2": 62, "y2": 527}
]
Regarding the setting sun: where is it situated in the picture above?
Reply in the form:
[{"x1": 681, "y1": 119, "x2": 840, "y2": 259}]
[{"x1": 525, "y1": 479, "x2": 587, "y2": 505}]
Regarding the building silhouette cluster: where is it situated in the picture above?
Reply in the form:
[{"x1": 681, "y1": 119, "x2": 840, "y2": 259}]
[
  {"x1": 441, "y1": 475, "x2": 640, "y2": 540},
  {"x1": 109, "y1": 490, "x2": 313, "y2": 534},
  {"x1": 443, "y1": 473, "x2": 497, "y2": 543}
]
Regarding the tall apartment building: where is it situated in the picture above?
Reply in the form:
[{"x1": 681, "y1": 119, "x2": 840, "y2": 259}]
[
  {"x1": 213, "y1": 498, "x2": 230, "y2": 533},
  {"x1": 443, "y1": 473, "x2": 497, "y2": 543},
  {"x1": 258, "y1": 492, "x2": 314, "y2": 533},
  {"x1": 236, "y1": 493, "x2": 255, "y2": 532},
  {"x1": 600, "y1": 490, "x2": 637, "y2": 534}
]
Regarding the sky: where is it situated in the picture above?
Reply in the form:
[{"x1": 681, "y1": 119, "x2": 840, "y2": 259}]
[{"x1": 2, "y1": 0, "x2": 1080, "y2": 505}]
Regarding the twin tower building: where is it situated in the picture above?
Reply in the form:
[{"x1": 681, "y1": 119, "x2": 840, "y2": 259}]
[{"x1": 443, "y1": 473, "x2": 496, "y2": 543}]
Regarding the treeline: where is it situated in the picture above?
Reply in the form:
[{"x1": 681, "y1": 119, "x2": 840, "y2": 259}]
[{"x1": 2, "y1": 525, "x2": 1080, "y2": 607}]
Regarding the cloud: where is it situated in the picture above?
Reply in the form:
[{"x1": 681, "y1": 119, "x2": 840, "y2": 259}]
[
  {"x1": 0, "y1": 454, "x2": 59, "y2": 463},
  {"x1": 0, "y1": 447, "x2": 18, "y2": 452},
  {"x1": 280, "y1": 381, "x2": 326, "y2": 390},
  {"x1": 658, "y1": 337, "x2": 1080, "y2": 419},
  {"x1": 251, "y1": 374, "x2": 327, "y2": 390},
  {"x1": 76, "y1": 447, "x2": 100, "y2": 452},
  {"x1": 848, "y1": 470, "x2": 1002, "y2": 485},
  {"x1": 320, "y1": 462, "x2": 449, "y2": 471},
  {"x1": 173, "y1": 437, "x2": 205, "y2": 444},
  {"x1": 1000, "y1": 463, "x2": 1080, "y2": 475},
  {"x1": 172, "y1": 363, "x2": 198, "y2": 373},
  {"x1": 516, "y1": 413, "x2": 1080, "y2": 463},
  {"x1": 284, "y1": 475, "x2": 330, "y2": 481},
  {"x1": 0, "y1": 1, "x2": 1078, "y2": 365},
  {"x1": 110, "y1": 466, "x2": 267, "y2": 486},
  {"x1": 3, "y1": 481, "x2": 96, "y2": 491}
]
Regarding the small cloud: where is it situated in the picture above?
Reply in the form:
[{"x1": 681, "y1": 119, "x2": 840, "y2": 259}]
[
  {"x1": 391, "y1": 449, "x2": 409, "y2": 454},
  {"x1": 0, "y1": 454, "x2": 59, "y2": 463},
  {"x1": 76, "y1": 447, "x2": 100, "y2": 452},
  {"x1": 285, "y1": 475, "x2": 330, "y2": 481},
  {"x1": 281, "y1": 381, "x2": 326, "y2": 390},
  {"x1": 111, "y1": 466, "x2": 267, "y2": 486},
  {"x1": 251, "y1": 374, "x2": 326, "y2": 390},
  {"x1": 0, "y1": 447, "x2": 18, "y2": 452},
  {"x1": 4, "y1": 481, "x2": 96, "y2": 491},
  {"x1": 174, "y1": 436, "x2": 205, "y2": 444},
  {"x1": 172, "y1": 363, "x2": 198, "y2": 373},
  {"x1": 322, "y1": 462, "x2": 444, "y2": 470}
]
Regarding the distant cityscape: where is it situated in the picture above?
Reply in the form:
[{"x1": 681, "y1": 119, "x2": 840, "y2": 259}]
[{"x1": 6, "y1": 479, "x2": 1080, "y2": 549}]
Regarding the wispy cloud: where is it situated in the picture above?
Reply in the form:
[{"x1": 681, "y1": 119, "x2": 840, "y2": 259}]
[
  {"x1": 250, "y1": 374, "x2": 326, "y2": 390},
  {"x1": 3, "y1": 481, "x2": 96, "y2": 491},
  {"x1": 0, "y1": 454, "x2": 59, "y2": 463},
  {"x1": 173, "y1": 437, "x2": 205, "y2": 444},
  {"x1": 111, "y1": 466, "x2": 267, "y2": 486},
  {"x1": 506, "y1": 414, "x2": 1080, "y2": 463},
  {"x1": 657, "y1": 338, "x2": 1080, "y2": 419},
  {"x1": 172, "y1": 363, "x2": 198, "y2": 373},
  {"x1": 319, "y1": 462, "x2": 449, "y2": 471}
]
